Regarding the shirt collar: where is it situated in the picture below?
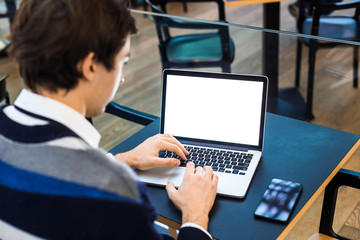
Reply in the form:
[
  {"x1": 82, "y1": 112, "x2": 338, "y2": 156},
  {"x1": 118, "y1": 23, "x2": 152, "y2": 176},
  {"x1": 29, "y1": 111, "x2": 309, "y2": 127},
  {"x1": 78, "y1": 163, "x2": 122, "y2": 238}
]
[{"x1": 14, "y1": 89, "x2": 101, "y2": 148}]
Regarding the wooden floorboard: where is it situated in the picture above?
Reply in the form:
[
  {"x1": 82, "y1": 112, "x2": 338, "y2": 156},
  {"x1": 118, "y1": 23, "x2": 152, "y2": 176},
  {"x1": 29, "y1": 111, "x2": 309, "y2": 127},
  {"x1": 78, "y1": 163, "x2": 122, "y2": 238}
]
[{"x1": 339, "y1": 200, "x2": 360, "y2": 239}]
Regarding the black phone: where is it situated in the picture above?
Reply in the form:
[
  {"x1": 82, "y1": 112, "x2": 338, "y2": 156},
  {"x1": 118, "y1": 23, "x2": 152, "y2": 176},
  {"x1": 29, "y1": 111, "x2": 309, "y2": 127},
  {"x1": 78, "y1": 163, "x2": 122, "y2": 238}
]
[{"x1": 254, "y1": 178, "x2": 302, "y2": 223}]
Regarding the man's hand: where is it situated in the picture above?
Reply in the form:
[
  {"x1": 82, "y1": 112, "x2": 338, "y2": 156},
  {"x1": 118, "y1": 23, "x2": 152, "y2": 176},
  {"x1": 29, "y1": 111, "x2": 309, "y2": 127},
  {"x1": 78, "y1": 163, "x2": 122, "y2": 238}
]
[
  {"x1": 166, "y1": 162, "x2": 218, "y2": 231},
  {"x1": 114, "y1": 133, "x2": 189, "y2": 170}
]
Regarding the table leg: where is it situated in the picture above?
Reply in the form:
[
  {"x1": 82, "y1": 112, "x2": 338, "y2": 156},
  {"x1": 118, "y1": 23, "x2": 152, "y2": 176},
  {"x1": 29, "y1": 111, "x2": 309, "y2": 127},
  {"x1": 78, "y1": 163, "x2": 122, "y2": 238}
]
[
  {"x1": 263, "y1": 2, "x2": 280, "y2": 100},
  {"x1": 262, "y1": 2, "x2": 309, "y2": 120}
]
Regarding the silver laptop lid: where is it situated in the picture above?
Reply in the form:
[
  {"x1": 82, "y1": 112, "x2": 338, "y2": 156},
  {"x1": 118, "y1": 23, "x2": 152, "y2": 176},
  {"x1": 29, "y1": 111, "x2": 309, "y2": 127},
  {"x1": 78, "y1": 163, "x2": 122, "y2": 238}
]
[{"x1": 161, "y1": 69, "x2": 268, "y2": 151}]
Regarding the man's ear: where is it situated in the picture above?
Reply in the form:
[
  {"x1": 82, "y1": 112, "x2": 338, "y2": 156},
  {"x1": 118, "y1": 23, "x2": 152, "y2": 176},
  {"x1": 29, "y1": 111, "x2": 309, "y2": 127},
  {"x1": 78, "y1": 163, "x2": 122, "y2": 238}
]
[{"x1": 78, "y1": 52, "x2": 96, "y2": 82}]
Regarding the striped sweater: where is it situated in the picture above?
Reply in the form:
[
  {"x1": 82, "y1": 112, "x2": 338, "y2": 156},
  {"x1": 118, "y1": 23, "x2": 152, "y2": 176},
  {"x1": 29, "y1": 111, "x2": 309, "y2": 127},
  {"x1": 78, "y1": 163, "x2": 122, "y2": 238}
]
[{"x1": 0, "y1": 102, "x2": 210, "y2": 240}]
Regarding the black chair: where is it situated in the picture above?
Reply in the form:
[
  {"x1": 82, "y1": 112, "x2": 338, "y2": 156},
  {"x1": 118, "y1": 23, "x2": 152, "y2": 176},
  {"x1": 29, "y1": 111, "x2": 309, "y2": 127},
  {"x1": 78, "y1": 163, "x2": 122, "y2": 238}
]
[
  {"x1": 0, "y1": 0, "x2": 16, "y2": 57},
  {"x1": 86, "y1": 101, "x2": 157, "y2": 126},
  {"x1": 0, "y1": 0, "x2": 16, "y2": 25},
  {"x1": 294, "y1": 0, "x2": 360, "y2": 120},
  {"x1": 146, "y1": 0, "x2": 235, "y2": 73},
  {"x1": 105, "y1": 101, "x2": 157, "y2": 126},
  {"x1": 0, "y1": 75, "x2": 10, "y2": 104},
  {"x1": 288, "y1": 0, "x2": 343, "y2": 19},
  {"x1": 308, "y1": 169, "x2": 360, "y2": 240}
]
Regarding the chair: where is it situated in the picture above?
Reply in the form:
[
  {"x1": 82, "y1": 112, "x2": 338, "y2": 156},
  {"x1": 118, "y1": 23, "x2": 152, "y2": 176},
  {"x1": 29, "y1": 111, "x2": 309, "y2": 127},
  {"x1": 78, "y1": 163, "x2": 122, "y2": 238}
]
[
  {"x1": 0, "y1": 75, "x2": 10, "y2": 104},
  {"x1": 294, "y1": 0, "x2": 360, "y2": 120},
  {"x1": 146, "y1": 0, "x2": 235, "y2": 73},
  {"x1": 105, "y1": 101, "x2": 158, "y2": 126},
  {"x1": 87, "y1": 101, "x2": 157, "y2": 126},
  {"x1": 0, "y1": 0, "x2": 16, "y2": 25},
  {"x1": 288, "y1": 0, "x2": 343, "y2": 19},
  {"x1": 0, "y1": 0, "x2": 16, "y2": 57},
  {"x1": 308, "y1": 169, "x2": 360, "y2": 240}
]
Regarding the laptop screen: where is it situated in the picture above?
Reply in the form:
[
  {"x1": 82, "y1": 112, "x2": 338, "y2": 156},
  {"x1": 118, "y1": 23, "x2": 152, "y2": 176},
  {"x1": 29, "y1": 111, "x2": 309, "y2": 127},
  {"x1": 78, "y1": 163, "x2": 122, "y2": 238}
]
[{"x1": 161, "y1": 70, "x2": 268, "y2": 150}]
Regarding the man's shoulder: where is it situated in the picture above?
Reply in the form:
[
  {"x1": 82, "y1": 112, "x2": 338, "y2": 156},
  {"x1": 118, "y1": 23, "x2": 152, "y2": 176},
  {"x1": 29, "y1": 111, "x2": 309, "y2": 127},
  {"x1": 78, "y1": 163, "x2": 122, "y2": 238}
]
[
  {"x1": 0, "y1": 105, "x2": 142, "y2": 203},
  {"x1": 0, "y1": 105, "x2": 80, "y2": 143}
]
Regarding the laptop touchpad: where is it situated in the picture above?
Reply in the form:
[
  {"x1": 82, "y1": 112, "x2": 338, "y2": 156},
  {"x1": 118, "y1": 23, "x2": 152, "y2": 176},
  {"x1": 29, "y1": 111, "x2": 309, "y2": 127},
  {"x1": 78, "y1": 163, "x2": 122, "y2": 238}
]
[
  {"x1": 136, "y1": 166, "x2": 176, "y2": 185},
  {"x1": 168, "y1": 167, "x2": 186, "y2": 187}
]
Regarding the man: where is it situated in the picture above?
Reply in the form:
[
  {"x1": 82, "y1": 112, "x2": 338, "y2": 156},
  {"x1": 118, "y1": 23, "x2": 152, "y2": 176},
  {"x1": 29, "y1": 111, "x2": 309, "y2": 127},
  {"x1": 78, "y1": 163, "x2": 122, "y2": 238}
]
[{"x1": 0, "y1": 0, "x2": 218, "y2": 239}]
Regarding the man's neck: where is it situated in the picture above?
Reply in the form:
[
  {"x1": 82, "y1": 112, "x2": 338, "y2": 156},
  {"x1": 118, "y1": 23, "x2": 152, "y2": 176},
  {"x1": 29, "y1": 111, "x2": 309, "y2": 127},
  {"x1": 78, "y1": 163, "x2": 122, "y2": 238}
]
[{"x1": 34, "y1": 87, "x2": 87, "y2": 117}]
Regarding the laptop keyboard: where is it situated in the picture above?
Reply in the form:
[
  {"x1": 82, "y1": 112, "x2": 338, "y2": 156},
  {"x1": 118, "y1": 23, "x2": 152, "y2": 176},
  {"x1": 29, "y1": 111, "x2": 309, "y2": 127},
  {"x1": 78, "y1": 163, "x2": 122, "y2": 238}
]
[{"x1": 159, "y1": 145, "x2": 253, "y2": 175}]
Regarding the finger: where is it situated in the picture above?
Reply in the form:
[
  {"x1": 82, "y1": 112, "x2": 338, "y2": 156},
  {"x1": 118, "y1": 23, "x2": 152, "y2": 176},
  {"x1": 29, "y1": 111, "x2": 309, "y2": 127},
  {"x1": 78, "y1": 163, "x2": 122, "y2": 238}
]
[
  {"x1": 161, "y1": 134, "x2": 189, "y2": 155},
  {"x1": 185, "y1": 161, "x2": 195, "y2": 175},
  {"x1": 204, "y1": 166, "x2": 213, "y2": 180},
  {"x1": 153, "y1": 157, "x2": 180, "y2": 167},
  {"x1": 162, "y1": 133, "x2": 172, "y2": 138},
  {"x1": 166, "y1": 181, "x2": 177, "y2": 200},
  {"x1": 195, "y1": 166, "x2": 204, "y2": 175},
  {"x1": 212, "y1": 173, "x2": 219, "y2": 186},
  {"x1": 160, "y1": 140, "x2": 187, "y2": 160}
]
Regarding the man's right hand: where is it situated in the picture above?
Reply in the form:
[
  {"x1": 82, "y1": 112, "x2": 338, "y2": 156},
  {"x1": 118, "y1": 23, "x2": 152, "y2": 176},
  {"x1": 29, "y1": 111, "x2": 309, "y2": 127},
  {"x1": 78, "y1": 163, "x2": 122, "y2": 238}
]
[
  {"x1": 166, "y1": 162, "x2": 218, "y2": 231},
  {"x1": 114, "y1": 133, "x2": 188, "y2": 170}
]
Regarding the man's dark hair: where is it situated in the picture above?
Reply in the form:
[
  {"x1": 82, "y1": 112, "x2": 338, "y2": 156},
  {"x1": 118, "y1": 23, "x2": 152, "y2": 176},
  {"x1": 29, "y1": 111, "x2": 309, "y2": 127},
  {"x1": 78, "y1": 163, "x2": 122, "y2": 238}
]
[{"x1": 10, "y1": 0, "x2": 137, "y2": 93}]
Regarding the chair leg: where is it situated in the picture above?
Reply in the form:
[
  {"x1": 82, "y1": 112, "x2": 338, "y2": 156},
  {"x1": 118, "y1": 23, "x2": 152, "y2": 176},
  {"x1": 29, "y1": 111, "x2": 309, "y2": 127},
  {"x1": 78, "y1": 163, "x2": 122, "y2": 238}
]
[
  {"x1": 353, "y1": 46, "x2": 358, "y2": 88},
  {"x1": 295, "y1": 38, "x2": 302, "y2": 88},
  {"x1": 5, "y1": 91, "x2": 10, "y2": 104},
  {"x1": 222, "y1": 62, "x2": 231, "y2": 73},
  {"x1": 4, "y1": 0, "x2": 16, "y2": 25},
  {"x1": 182, "y1": 2, "x2": 187, "y2": 12},
  {"x1": 306, "y1": 46, "x2": 316, "y2": 120}
]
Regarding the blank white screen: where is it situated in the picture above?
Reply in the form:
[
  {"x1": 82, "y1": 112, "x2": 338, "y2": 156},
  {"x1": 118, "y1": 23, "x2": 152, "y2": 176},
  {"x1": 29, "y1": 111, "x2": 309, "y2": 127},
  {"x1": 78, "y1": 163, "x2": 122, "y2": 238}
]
[{"x1": 163, "y1": 75, "x2": 264, "y2": 146}]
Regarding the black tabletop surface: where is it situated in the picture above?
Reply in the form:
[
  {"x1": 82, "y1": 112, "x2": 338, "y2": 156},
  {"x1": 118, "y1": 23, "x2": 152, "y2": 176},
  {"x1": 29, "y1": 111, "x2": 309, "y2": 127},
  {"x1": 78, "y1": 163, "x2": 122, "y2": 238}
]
[{"x1": 110, "y1": 113, "x2": 359, "y2": 240}]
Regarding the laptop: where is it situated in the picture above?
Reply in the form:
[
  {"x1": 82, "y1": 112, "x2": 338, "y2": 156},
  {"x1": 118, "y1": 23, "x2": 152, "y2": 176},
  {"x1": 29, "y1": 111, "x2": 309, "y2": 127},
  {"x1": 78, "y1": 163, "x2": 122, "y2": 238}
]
[{"x1": 136, "y1": 69, "x2": 268, "y2": 198}]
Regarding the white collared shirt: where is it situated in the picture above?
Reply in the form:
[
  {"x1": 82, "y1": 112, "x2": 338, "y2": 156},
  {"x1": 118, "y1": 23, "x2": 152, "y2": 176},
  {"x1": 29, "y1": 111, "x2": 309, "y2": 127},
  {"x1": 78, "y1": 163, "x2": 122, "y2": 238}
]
[{"x1": 13, "y1": 89, "x2": 101, "y2": 148}]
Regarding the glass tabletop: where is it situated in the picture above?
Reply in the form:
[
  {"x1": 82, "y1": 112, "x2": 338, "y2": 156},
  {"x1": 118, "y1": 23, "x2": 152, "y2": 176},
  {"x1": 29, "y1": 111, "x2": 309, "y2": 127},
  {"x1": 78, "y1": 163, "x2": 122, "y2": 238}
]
[{"x1": 95, "y1": 6, "x2": 360, "y2": 151}]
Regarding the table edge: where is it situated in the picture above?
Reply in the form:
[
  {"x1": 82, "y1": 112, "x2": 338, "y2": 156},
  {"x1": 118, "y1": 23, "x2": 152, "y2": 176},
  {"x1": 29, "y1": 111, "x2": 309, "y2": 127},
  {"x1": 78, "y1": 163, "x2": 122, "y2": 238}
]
[{"x1": 277, "y1": 138, "x2": 360, "y2": 239}]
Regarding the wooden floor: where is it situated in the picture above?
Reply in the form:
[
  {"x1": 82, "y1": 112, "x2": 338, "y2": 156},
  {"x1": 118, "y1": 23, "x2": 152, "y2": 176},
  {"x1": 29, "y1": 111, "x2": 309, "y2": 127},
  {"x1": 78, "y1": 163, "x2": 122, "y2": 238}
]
[{"x1": 1, "y1": 1, "x2": 360, "y2": 239}]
